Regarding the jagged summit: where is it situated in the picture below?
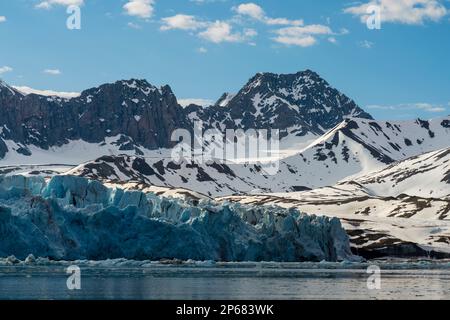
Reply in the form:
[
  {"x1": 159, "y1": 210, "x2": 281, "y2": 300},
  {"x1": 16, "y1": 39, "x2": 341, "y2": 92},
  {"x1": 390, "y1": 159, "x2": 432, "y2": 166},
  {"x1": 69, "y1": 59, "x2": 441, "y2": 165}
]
[
  {"x1": 79, "y1": 79, "x2": 162, "y2": 97},
  {"x1": 247, "y1": 69, "x2": 324, "y2": 84},
  {"x1": 0, "y1": 78, "x2": 189, "y2": 156},
  {"x1": 195, "y1": 69, "x2": 372, "y2": 137}
]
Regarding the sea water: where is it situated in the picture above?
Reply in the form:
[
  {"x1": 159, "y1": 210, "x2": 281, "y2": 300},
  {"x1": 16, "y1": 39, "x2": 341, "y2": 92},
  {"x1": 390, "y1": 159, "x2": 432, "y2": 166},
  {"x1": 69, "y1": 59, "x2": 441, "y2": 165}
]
[{"x1": 1, "y1": 260, "x2": 450, "y2": 300}]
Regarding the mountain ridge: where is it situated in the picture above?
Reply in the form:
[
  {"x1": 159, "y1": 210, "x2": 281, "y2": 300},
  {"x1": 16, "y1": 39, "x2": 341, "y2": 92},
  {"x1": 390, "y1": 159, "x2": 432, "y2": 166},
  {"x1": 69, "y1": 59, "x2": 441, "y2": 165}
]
[{"x1": 0, "y1": 70, "x2": 372, "y2": 162}]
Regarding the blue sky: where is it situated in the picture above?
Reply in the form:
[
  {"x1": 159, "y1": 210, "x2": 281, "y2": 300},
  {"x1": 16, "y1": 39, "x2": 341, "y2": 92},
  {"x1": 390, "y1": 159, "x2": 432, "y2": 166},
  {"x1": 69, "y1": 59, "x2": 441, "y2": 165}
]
[{"x1": 0, "y1": 0, "x2": 449, "y2": 120}]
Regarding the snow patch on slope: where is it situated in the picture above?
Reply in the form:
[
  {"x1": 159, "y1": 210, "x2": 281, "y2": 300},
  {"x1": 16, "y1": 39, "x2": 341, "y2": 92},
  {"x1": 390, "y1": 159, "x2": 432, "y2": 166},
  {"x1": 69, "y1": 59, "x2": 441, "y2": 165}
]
[{"x1": 12, "y1": 86, "x2": 80, "y2": 99}]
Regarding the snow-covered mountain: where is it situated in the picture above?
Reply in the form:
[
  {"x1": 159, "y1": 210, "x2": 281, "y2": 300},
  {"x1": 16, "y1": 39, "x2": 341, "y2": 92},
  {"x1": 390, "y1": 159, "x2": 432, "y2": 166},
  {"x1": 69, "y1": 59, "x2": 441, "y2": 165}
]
[
  {"x1": 225, "y1": 188, "x2": 450, "y2": 258},
  {"x1": 342, "y1": 147, "x2": 450, "y2": 199},
  {"x1": 65, "y1": 155, "x2": 294, "y2": 197},
  {"x1": 2, "y1": 71, "x2": 450, "y2": 260},
  {"x1": 277, "y1": 116, "x2": 450, "y2": 182},
  {"x1": 188, "y1": 69, "x2": 372, "y2": 137},
  {"x1": 65, "y1": 116, "x2": 450, "y2": 197},
  {"x1": 222, "y1": 147, "x2": 450, "y2": 258}
]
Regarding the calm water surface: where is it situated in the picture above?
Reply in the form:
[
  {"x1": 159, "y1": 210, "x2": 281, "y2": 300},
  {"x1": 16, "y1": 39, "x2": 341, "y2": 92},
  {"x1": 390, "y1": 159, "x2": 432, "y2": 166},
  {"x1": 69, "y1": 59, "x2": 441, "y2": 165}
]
[{"x1": 1, "y1": 262, "x2": 450, "y2": 300}]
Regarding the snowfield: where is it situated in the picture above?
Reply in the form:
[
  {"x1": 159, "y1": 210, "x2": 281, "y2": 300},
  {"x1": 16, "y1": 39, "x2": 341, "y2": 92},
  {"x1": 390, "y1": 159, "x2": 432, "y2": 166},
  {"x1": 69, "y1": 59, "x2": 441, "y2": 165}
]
[
  {"x1": 222, "y1": 147, "x2": 450, "y2": 258},
  {"x1": 62, "y1": 117, "x2": 450, "y2": 197}
]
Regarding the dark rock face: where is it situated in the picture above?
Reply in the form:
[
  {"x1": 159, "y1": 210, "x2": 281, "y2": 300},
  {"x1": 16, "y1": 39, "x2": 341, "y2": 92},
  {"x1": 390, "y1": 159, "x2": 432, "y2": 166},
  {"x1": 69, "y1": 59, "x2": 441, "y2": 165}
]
[
  {"x1": 0, "y1": 70, "x2": 372, "y2": 159},
  {"x1": 0, "y1": 139, "x2": 7, "y2": 159},
  {"x1": 0, "y1": 79, "x2": 191, "y2": 153},
  {"x1": 441, "y1": 119, "x2": 450, "y2": 128},
  {"x1": 354, "y1": 242, "x2": 450, "y2": 259}
]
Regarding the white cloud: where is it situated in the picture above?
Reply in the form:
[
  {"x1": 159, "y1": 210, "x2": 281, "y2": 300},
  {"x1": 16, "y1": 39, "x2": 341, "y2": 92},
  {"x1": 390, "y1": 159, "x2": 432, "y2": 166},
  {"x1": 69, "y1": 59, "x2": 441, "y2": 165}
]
[
  {"x1": 161, "y1": 13, "x2": 257, "y2": 44},
  {"x1": 235, "y1": 3, "x2": 265, "y2": 20},
  {"x1": 0, "y1": 16, "x2": 6, "y2": 23},
  {"x1": 235, "y1": 2, "x2": 303, "y2": 26},
  {"x1": 244, "y1": 28, "x2": 258, "y2": 37},
  {"x1": 328, "y1": 37, "x2": 337, "y2": 44},
  {"x1": 36, "y1": 0, "x2": 84, "y2": 9},
  {"x1": 127, "y1": 22, "x2": 142, "y2": 29},
  {"x1": 273, "y1": 24, "x2": 333, "y2": 47},
  {"x1": 161, "y1": 14, "x2": 207, "y2": 31},
  {"x1": 13, "y1": 86, "x2": 80, "y2": 99},
  {"x1": 199, "y1": 21, "x2": 256, "y2": 43},
  {"x1": 123, "y1": 0, "x2": 155, "y2": 19},
  {"x1": 161, "y1": 3, "x2": 336, "y2": 48},
  {"x1": 197, "y1": 47, "x2": 208, "y2": 53},
  {"x1": 43, "y1": 69, "x2": 62, "y2": 75},
  {"x1": 368, "y1": 102, "x2": 447, "y2": 113},
  {"x1": 36, "y1": 2, "x2": 51, "y2": 9},
  {"x1": 344, "y1": 0, "x2": 448, "y2": 25},
  {"x1": 0, "y1": 66, "x2": 13, "y2": 75},
  {"x1": 178, "y1": 98, "x2": 214, "y2": 107},
  {"x1": 359, "y1": 40, "x2": 374, "y2": 48},
  {"x1": 274, "y1": 35, "x2": 316, "y2": 47},
  {"x1": 264, "y1": 17, "x2": 303, "y2": 26}
]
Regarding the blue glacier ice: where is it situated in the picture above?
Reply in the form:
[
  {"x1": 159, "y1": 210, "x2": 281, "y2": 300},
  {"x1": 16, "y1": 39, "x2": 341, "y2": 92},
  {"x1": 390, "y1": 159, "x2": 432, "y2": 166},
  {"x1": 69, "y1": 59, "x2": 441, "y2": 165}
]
[{"x1": 0, "y1": 175, "x2": 359, "y2": 262}]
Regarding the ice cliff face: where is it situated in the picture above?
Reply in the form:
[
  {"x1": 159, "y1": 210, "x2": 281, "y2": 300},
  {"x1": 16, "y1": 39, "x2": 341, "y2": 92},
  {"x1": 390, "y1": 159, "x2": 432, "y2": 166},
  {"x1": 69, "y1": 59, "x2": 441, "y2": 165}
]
[{"x1": 0, "y1": 175, "x2": 358, "y2": 262}]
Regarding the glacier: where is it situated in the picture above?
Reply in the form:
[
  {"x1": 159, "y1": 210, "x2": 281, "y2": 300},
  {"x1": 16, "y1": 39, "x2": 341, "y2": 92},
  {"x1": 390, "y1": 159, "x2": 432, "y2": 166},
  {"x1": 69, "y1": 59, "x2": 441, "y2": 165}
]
[{"x1": 0, "y1": 175, "x2": 358, "y2": 262}]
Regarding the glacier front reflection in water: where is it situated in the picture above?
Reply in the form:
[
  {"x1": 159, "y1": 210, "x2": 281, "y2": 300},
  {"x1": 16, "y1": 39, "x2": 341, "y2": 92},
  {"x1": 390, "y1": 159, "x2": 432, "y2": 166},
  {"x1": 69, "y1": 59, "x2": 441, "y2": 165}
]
[{"x1": 1, "y1": 262, "x2": 450, "y2": 300}]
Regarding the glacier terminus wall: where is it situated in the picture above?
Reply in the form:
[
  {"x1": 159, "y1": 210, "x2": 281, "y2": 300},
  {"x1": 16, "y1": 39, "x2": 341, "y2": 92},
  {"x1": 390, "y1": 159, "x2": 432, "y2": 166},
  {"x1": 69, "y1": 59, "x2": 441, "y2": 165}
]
[{"x1": 0, "y1": 175, "x2": 359, "y2": 262}]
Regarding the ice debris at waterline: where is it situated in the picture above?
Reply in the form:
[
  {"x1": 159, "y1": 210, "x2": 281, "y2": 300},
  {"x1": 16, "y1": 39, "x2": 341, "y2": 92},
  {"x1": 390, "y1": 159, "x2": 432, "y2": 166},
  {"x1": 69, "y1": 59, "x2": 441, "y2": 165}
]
[{"x1": 0, "y1": 175, "x2": 360, "y2": 262}]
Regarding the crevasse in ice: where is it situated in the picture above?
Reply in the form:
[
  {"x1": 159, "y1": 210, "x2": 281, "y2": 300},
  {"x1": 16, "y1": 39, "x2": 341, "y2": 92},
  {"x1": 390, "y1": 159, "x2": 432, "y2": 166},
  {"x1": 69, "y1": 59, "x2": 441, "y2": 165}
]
[{"x1": 0, "y1": 175, "x2": 359, "y2": 262}]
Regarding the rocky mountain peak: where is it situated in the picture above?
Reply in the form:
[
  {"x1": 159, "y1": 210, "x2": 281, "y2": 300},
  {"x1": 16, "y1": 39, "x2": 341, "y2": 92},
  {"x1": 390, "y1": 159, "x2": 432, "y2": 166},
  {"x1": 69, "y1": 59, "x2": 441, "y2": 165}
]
[
  {"x1": 160, "y1": 84, "x2": 177, "y2": 98},
  {"x1": 241, "y1": 69, "x2": 328, "y2": 95},
  {"x1": 211, "y1": 70, "x2": 372, "y2": 134},
  {"x1": 79, "y1": 79, "x2": 160, "y2": 98},
  {"x1": 0, "y1": 77, "x2": 190, "y2": 154}
]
